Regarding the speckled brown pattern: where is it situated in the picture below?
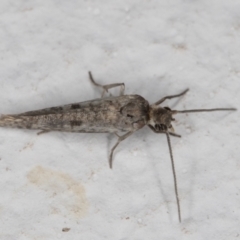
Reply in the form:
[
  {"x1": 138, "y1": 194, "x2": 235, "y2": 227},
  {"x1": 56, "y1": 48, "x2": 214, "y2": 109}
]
[{"x1": 0, "y1": 95, "x2": 150, "y2": 133}]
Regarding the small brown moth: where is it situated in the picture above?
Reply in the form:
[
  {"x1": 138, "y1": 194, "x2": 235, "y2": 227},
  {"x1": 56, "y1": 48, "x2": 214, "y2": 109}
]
[{"x1": 0, "y1": 72, "x2": 236, "y2": 222}]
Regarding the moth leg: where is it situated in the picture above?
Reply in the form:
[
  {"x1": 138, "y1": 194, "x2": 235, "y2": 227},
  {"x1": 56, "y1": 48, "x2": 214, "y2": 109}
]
[
  {"x1": 148, "y1": 125, "x2": 181, "y2": 138},
  {"x1": 37, "y1": 130, "x2": 50, "y2": 135},
  {"x1": 154, "y1": 89, "x2": 189, "y2": 105},
  {"x1": 88, "y1": 71, "x2": 125, "y2": 98},
  {"x1": 109, "y1": 131, "x2": 134, "y2": 169}
]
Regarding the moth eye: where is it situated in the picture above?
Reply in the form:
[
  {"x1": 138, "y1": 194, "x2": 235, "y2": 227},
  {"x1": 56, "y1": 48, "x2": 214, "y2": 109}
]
[
  {"x1": 160, "y1": 124, "x2": 167, "y2": 131},
  {"x1": 171, "y1": 118, "x2": 175, "y2": 121},
  {"x1": 155, "y1": 124, "x2": 167, "y2": 131}
]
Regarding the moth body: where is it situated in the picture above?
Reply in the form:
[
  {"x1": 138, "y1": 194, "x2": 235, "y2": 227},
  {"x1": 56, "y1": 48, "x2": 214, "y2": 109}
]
[{"x1": 0, "y1": 71, "x2": 236, "y2": 223}]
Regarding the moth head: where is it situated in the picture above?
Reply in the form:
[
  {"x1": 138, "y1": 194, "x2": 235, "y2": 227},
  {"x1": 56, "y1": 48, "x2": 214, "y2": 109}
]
[
  {"x1": 148, "y1": 102, "x2": 236, "y2": 134},
  {"x1": 148, "y1": 106, "x2": 175, "y2": 133}
]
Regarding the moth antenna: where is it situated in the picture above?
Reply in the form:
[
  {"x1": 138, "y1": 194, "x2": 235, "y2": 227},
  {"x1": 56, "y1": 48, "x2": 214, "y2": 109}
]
[
  {"x1": 172, "y1": 108, "x2": 236, "y2": 114},
  {"x1": 166, "y1": 132, "x2": 181, "y2": 223}
]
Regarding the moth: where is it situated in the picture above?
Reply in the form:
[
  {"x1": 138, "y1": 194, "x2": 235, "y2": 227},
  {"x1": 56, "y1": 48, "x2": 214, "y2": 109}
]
[{"x1": 0, "y1": 72, "x2": 236, "y2": 222}]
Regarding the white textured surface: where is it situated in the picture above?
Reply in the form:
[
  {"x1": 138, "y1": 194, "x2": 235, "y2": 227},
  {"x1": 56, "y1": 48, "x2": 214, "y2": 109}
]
[{"x1": 0, "y1": 1, "x2": 239, "y2": 239}]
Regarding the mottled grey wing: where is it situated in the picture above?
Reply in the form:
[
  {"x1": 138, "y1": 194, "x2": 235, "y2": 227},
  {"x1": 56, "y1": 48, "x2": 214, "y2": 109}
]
[{"x1": 6, "y1": 95, "x2": 150, "y2": 133}]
